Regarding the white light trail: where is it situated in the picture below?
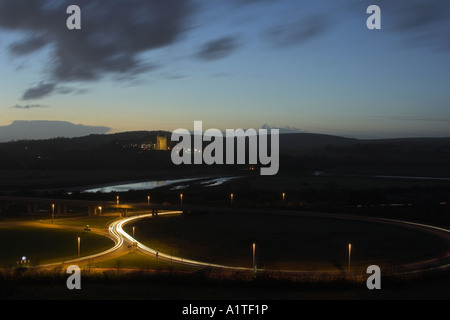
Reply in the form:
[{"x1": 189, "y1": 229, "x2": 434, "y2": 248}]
[{"x1": 112, "y1": 211, "x2": 251, "y2": 271}]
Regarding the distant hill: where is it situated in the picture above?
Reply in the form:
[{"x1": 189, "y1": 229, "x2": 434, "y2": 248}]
[
  {"x1": 0, "y1": 128, "x2": 449, "y2": 177},
  {"x1": 2, "y1": 127, "x2": 450, "y2": 155},
  {"x1": 0, "y1": 120, "x2": 111, "y2": 142},
  {"x1": 3, "y1": 122, "x2": 449, "y2": 153},
  {"x1": 278, "y1": 132, "x2": 358, "y2": 152}
]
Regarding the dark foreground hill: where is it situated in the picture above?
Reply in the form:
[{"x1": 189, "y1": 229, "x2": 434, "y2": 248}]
[{"x1": 0, "y1": 130, "x2": 449, "y2": 178}]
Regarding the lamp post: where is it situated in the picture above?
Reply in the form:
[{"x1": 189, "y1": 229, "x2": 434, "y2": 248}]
[
  {"x1": 147, "y1": 195, "x2": 150, "y2": 205},
  {"x1": 348, "y1": 243, "x2": 352, "y2": 271},
  {"x1": 78, "y1": 237, "x2": 81, "y2": 258},
  {"x1": 132, "y1": 226, "x2": 136, "y2": 252},
  {"x1": 282, "y1": 192, "x2": 285, "y2": 202},
  {"x1": 230, "y1": 193, "x2": 234, "y2": 205},
  {"x1": 51, "y1": 204, "x2": 55, "y2": 223},
  {"x1": 116, "y1": 196, "x2": 119, "y2": 212},
  {"x1": 98, "y1": 206, "x2": 102, "y2": 217},
  {"x1": 252, "y1": 242, "x2": 256, "y2": 277},
  {"x1": 180, "y1": 193, "x2": 183, "y2": 206}
]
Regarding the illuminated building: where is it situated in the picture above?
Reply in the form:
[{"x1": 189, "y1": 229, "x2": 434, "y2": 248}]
[{"x1": 156, "y1": 135, "x2": 167, "y2": 150}]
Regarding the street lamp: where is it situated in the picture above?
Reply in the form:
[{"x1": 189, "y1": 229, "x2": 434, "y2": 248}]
[
  {"x1": 230, "y1": 193, "x2": 234, "y2": 205},
  {"x1": 78, "y1": 237, "x2": 81, "y2": 258},
  {"x1": 348, "y1": 243, "x2": 352, "y2": 271},
  {"x1": 282, "y1": 192, "x2": 285, "y2": 202},
  {"x1": 116, "y1": 196, "x2": 119, "y2": 212},
  {"x1": 147, "y1": 195, "x2": 150, "y2": 205},
  {"x1": 252, "y1": 242, "x2": 256, "y2": 277},
  {"x1": 98, "y1": 206, "x2": 102, "y2": 217},
  {"x1": 51, "y1": 204, "x2": 55, "y2": 223},
  {"x1": 180, "y1": 193, "x2": 183, "y2": 206}
]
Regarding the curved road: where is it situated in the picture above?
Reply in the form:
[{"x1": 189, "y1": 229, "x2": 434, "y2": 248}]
[{"x1": 111, "y1": 211, "x2": 251, "y2": 272}]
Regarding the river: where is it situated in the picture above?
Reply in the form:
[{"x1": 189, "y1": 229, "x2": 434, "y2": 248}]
[{"x1": 82, "y1": 176, "x2": 239, "y2": 193}]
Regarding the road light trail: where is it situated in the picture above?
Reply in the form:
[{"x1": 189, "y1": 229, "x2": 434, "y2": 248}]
[
  {"x1": 112, "y1": 211, "x2": 252, "y2": 271},
  {"x1": 37, "y1": 211, "x2": 249, "y2": 271},
  {"x1": 38, "y1": 222, "x2": 123, "y2": 269},
  {"x1": 36, "y1": 209, "x2": 450, "y2": 275},
  {"x1": 111, "y1": 211, "x2": 450, "y2": 275}
]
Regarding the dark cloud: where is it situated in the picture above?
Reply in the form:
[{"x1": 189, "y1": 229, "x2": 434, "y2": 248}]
[
  {"x1": 389, "y1": 0, "x2": 450, "y2": 51},
  {"x1": 55, "y1": 86, "x2": 88, "y2": 95},
  {"x1": 21, "y1": 82, "x2": 56, "y2": 100},
  {"x1": 9, "y1": 34, "x2": 50, "y2": 56},
  {"x1": 349, "y1": 0, "x2": 450, "y2": 51},
  {"x1": 197, "y1": 36, "x2": 240, "y2": 61},
  {"x1": 369, "y1": 0, "x2": 449, "y2": 31},
  {"x1": 262, "y1": 14, "x2": 331, "y2": 48},
  {"x1": 20, "y1": 82, "x2": 89, "y2": 100},
  {"x1": 12, "y1": 104, "x2": 48, "y2": 109},
  {"x1": 0, "y1": 0, "x2": 193, "y2": 98}
]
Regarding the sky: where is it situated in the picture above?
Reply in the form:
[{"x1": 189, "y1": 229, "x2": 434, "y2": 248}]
[{"x1": 0, "y1": 0, "x2": 449, "y2": 140}]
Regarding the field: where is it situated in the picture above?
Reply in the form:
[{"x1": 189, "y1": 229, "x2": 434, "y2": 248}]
[{"x1": 0, "y1": 224, "x2": 114, "y2": 267}]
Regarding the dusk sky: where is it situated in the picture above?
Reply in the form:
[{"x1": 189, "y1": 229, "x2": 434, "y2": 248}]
[{"x1": 1, "y1": 0, "x2": 449, "y2": 140}]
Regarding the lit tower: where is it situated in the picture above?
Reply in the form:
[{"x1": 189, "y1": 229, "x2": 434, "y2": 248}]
[{"x1": 156, "y1": 135, "x2": 167, "y2": 150}]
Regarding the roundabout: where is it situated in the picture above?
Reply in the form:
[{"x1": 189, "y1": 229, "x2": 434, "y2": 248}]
[
  {"x1": 109, "y1": 210, "x2": 450, "y2": 277},
  {"x1": 1, "y1": 208, "x2": 450, "y2": 300},
  {"x1": 3, "y1": 209, "x2": 449, "y2": 280}
]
